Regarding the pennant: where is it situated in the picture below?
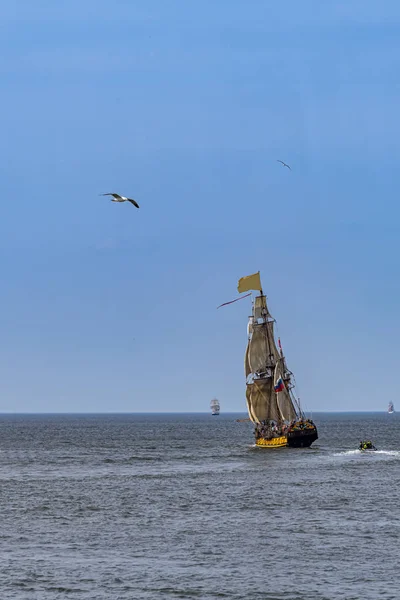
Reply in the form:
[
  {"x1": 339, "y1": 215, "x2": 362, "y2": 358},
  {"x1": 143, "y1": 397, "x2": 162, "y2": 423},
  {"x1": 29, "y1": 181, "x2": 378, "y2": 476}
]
[{"x1": 217, "y1": 292, "x2": 251, "y2": 309}]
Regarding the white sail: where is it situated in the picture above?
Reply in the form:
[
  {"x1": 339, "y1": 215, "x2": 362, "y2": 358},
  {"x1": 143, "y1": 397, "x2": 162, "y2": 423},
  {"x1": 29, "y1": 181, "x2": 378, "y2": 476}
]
[{"x1": 210, "y1": 398, "x2": 220, "y2": 414}]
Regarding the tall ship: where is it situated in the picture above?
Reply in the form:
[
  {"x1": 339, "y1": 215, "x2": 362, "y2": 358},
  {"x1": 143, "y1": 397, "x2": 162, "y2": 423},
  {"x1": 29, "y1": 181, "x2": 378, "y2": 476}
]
[
  {"x1": 388, "y1": 402, "x2": 394, "y2": 414},
  {"x1": 210, "y1": 398, "x2": 220, "y2": 416},
  {"x1": 240, "y1": 271, "x2": 318, "y2": 448}
]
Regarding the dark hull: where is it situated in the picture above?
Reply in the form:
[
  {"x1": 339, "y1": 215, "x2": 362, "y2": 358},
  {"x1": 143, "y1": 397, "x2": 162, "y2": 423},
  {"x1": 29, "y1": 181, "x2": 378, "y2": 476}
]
[{"x1": 287, "y1": 428, "x2": 318, "y2": 448}]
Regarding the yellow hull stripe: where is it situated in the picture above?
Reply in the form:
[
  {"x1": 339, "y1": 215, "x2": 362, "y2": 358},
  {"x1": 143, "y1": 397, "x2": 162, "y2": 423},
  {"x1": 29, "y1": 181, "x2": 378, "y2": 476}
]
[{"x1": 256, "y1": 436, "x2": 288, "y2": 448}]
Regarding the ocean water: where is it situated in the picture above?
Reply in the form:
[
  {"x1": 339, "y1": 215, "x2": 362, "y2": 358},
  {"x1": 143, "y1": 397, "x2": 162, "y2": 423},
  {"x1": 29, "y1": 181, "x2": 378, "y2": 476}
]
[{"x1": 0, "y1": 412, "x2": 399, "y2": 600}]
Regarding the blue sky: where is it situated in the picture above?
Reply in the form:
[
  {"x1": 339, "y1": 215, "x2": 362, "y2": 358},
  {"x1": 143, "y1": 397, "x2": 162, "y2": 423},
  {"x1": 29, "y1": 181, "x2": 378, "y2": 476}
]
[{"x1": 1, "y1": 0, "x2": 399, "y2": 412}]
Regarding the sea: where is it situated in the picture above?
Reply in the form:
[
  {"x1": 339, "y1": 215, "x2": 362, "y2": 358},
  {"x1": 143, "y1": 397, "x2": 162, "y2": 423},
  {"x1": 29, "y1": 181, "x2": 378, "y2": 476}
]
[{"x1": 0, "y1": 412, "x2": 398, "y2": 600}]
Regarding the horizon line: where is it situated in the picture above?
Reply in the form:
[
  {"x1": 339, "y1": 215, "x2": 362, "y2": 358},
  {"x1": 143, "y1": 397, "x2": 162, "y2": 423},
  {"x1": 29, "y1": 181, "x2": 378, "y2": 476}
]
[{"x1": 0, "y1": 410, "x2": 393, "y2": 415}]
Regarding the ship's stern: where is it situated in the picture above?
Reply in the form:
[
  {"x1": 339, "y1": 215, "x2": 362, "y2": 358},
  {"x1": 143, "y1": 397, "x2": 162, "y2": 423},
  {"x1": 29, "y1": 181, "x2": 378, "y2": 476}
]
[{"x1": 286, "y1": 426, "x2": 318, "y2": 448}]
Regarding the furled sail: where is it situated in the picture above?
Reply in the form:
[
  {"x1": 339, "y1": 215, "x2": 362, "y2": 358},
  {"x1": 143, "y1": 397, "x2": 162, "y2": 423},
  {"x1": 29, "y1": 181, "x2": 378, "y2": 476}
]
[{"x1": 246, "y1": 378, "x2": 281, "y2": 423}]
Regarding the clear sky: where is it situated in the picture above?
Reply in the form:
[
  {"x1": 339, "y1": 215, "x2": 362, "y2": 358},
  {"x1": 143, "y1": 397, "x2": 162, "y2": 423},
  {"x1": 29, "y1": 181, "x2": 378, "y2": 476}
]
[{"x1": 1, "y1": 0, "x2": 399, "y2": 412}]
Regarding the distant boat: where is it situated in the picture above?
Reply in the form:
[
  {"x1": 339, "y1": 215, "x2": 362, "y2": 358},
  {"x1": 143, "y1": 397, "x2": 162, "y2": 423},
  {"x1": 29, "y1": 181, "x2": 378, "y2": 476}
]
[
  {"x1": 210, "y1": 398, "x2": 220, "y2": 416},
  {"x1": 359, "y1": 440, "x2": 377, "y2": 451},
  {"x1": 388, "y1": 402, "x2": 395, "y2": 414}
]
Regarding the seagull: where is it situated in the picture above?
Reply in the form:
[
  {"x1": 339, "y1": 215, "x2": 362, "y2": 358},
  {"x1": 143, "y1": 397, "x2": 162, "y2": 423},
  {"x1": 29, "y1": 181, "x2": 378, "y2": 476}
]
[
  {"x1": 277, "y1": 160, "x2": 291, "y2": 171},
  {"x1": 100, "y1": 193, "x2": 140, "y2": 208}
]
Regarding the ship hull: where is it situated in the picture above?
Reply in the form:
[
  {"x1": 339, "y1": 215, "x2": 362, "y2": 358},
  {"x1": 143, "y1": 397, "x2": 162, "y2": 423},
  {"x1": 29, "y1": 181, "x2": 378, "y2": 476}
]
[
  {"x1": 287, "y1": 428, "x2": 318, "y2": 448},
  {"x1": 255, "y1": 427, "x2": 318, "y2": 448}
]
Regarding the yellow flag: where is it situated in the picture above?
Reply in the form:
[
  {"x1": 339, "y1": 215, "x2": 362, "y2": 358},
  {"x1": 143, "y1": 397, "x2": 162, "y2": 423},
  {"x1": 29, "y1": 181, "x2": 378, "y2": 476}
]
[{"x1": 237, "y1": 271, "x2": 262, "y2": 293}]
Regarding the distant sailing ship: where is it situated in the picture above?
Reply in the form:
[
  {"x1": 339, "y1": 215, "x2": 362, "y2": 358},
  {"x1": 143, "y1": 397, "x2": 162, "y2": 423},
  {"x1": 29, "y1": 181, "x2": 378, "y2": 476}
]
[
  {"x1": 210, "y1": 398, "x2": 220, "y2": 416},
  {"x1": 388, "y1": 402, "x2": 394, "y2": 414},
  {"x1": 240, "y1": 271, "x2": 318, "y2": 448}
]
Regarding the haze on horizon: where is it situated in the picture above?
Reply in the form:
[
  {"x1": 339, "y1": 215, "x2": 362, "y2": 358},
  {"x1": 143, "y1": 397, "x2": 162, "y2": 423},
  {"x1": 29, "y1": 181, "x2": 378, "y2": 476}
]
[{"x1": 1, "y1": 0, "x2": 399, "y2": 413}]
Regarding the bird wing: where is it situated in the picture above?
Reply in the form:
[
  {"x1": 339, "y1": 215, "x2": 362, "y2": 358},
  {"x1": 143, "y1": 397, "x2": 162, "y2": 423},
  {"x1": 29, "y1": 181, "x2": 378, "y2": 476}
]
[
  {"x1": 127, "y1": 198, "x2": 140, "y2": 208},
  {"x1": 100, "y1": 193, "x2": 122, "y2": 199},
  {"x1": 277, "y1": 160, "x2": 291, "y2": 170}
]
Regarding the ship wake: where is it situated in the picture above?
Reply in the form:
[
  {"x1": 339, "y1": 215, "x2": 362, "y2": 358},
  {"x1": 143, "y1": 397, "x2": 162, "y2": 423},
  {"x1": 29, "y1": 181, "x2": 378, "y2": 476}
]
[{"x1": 333, "y1": 449, "x2": 400, "y2": 458}]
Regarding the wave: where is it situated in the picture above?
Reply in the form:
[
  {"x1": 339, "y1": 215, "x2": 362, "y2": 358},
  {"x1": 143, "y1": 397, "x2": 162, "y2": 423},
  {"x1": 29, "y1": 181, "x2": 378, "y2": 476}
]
[{"x1": 102, "y1": 455, "x2": 161, "y2": 464}]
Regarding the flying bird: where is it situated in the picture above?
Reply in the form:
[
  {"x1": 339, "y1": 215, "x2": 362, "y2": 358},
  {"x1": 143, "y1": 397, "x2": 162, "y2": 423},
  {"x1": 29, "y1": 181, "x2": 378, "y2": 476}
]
[
  {"x1": 277, "y1": 160, "x2": 291, "y2": 171},
  {"x1": 100, "y1": 193, "x2": 140, "y2": 208}
]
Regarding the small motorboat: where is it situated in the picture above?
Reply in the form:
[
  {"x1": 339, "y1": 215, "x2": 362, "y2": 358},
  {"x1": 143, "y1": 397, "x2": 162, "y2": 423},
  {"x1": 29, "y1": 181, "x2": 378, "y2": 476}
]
[{"x1": 359, "y1": 440, "x2": 377, "y2": 451}]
